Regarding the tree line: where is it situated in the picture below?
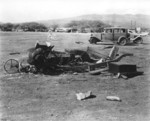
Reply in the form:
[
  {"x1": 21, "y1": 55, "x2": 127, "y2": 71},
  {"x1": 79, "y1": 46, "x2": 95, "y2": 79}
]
[
  {"x1": 65, "y1": 20, "x2": 110, "y2": 32},
  {"x1": 0, "y1": 20, "x2": 110, "y2": 32},
  {"x1": 0, "y1": 22, "x2": 48, "y2": 32}
]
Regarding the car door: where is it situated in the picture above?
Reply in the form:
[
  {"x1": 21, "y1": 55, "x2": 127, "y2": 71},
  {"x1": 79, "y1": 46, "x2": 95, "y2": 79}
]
[
  {"x1": 103, "y1": 29, "x2": 113, "y2": 42},
  {"x1": 113, "y1": 28, "x2": 126, "y2": 41}
]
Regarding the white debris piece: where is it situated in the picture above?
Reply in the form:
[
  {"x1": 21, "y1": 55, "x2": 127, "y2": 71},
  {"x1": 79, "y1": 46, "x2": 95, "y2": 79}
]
[
  {"x1": 46, "y1": 41, "x2": 51, "y2": 47},
  {"x1": 76, "y1": 91, "x2": 92, "y2": 100},
  {"x1": 106, "y1": 96, "x2": 121, "y2": 102},
  {"x1": 96, "y1": 58, "x2": 105, "y2": 64},
  {"x1": 73, "y1": 72, "x2": 78, "y2": 75}
]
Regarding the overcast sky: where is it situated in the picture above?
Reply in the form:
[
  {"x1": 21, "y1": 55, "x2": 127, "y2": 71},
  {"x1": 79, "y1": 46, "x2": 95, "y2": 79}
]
[{"x1": 0, "y1": 0, "x2": 150, "y2": 23}]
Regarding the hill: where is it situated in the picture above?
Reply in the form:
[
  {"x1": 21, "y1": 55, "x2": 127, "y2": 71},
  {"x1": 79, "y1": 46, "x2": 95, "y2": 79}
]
[{"x1": 39, "y1": 14, "x2": 150, "y2": 28}]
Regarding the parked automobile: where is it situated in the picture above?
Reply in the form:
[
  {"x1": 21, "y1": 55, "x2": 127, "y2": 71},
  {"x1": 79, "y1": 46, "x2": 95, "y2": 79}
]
[{"x1": 89, "y1": 27, "x2": 144, "y2": 45}]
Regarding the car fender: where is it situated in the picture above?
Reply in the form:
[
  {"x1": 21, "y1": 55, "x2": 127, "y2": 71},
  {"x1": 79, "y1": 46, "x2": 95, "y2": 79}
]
[
  {"x1": 89, "y1": 37, "x2": 101, "y2": 44},
  {"x1": 131, "y1": 36, "x2": 142, "y2": 41},
  {"x1": 117, "y1": 36, "x2": 126, "y2": 43}
]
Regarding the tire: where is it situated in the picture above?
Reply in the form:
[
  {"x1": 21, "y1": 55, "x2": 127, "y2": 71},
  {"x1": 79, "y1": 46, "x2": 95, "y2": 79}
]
[
  {"x1": 134, "y1": 37, "x2": 143, "y2": 44},
  {"x1": 93, "y1": 38, "x2": 97, "y2": 44},
  {"x1": 89, "y1": 38, "x2": 96, "y2": 44},
  {"x1": 118, "y1": 38, "x2": 127, "y2": 46}
]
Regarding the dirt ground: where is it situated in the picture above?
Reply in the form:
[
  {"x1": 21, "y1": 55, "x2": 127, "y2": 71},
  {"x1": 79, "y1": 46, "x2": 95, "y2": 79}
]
[{"x1": 0, "y1": 32, "x2": 150, "y2": 121}]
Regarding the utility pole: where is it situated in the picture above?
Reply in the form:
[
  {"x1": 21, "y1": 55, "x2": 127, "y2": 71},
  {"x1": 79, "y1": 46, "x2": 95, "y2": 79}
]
[{"x1": 131, "y1": 20, "x2": 132, "y2": 29}]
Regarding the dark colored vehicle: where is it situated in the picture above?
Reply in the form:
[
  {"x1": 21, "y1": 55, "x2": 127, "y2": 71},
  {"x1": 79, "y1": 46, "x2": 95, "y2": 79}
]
[{"x1": 89, "y1": 27, "x2": 143, "y2": 46}]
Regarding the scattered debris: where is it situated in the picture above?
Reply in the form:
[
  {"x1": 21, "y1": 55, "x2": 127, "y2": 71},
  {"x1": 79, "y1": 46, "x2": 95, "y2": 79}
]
[
  {"x1": 75, "y1": 41, "x2": 84, "y2": 44},
  {"x1": 109, "y1": 62, "x2": 143, "y2": 79},
  {"x1": 109, "y1": 62, "x2": 137, "y2": 73},
  {"x1": 88, "y1": 45, "x2": 136, "y2": 77},
  {"x1": 89, "y1": 50, "x2": 133, "y2": 71},
  {"x1": 9, "y1": 52, "x2": 20, "y2": 55},
  {"x1": 89, "y1": 45, "x2": 119, "y2": 71},
  {"x1": 89, "y1": 68, "x2": 108, "y2": 75},
  {"x1": 73, "y1": 72, "x2": 78, "y2": 75},
  {"x1": 106, "y1": 96, "x2": 121, "y2": 102},
  {"x1": 108, "y1": 45, "x2": 119, "y2": 60},
  {"x1": 96, "y1": 58, "x2": 105, "y2": 64},
  {"x1": 120, "y1": 74, "x2": 128, "y2": 79},
  {"x1": 76, "y1": 91, "x2": 92, "y2": 100},
  {"x1": 103, "y1": 45, "x2": 113, "y2": 49},
  {"x1": 7, "y1": 76, "x2": 22, "y2": 80},
  {"x1": 113, "y1": 73, "x2": 128, "y2": 79}
]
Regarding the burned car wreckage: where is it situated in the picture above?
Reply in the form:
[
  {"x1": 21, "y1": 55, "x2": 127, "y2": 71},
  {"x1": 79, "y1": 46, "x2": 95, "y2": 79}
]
[
  {"x1": 21, "y1": 42, "x2": 98, "y2": 74},
  {"x1": 4, "y1": 40, "x2": 137, "y2": 78}
]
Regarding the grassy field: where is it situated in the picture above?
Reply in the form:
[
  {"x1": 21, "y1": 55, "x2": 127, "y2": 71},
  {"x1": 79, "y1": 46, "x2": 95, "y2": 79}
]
[{"x1": 0, "y1": 32, "x2": 150, "y2": 121}]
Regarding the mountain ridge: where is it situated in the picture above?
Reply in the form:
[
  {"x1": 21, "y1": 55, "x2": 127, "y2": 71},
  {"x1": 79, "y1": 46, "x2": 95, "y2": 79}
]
[{"x1": 38, "y1": 14, "x2": 150, "y2": 28}]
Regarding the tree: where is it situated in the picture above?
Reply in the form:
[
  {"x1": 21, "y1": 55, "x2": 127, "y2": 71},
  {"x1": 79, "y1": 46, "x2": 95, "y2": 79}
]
[
  {"x1": 13, "y1": 24, "x2": 20, "y2": 30},
  {"x1": 65, "y1": 20, "x2": 110, "y2": 32},
  {"x1": 19, "y1": 22, "x2": 48, "y2": 32},
  {"x1": 51, "y1": 24, "x2": 59, "y2": 32},
  {"x1": 1, "y1": 23, "x2": 14, "y2": 31}
]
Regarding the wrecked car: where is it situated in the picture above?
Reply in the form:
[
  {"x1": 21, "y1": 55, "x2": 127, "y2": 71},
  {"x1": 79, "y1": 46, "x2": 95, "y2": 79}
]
[
  {"x1": 89, "y1": 27, "x2": 144, "y2": 45},
  {"x1": 4, "y1": 41, "x2": 135, "y2": 75},
  {"x1": 25, "y1": 42, "x2": 99, "y2": 73}
]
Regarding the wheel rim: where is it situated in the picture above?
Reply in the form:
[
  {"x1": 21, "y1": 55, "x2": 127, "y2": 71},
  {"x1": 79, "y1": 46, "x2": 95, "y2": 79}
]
[
  {"x1": 4, "y1": 59, "x2": 19, "y2": 74},
  {"x1": 120, "y1": 39, "x2": 126, "y2": 46}
]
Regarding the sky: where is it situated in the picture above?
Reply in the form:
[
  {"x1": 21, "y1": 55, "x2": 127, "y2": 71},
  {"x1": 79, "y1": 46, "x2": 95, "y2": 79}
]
[{"x1": 0, "y1": 0, "x2": 150, "y2": 23}]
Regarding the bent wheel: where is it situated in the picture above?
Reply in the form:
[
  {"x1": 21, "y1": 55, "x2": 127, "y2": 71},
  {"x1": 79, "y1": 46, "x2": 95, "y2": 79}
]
[{"x1": 4, "y1": 59, "x2": 19, "y2": 74}]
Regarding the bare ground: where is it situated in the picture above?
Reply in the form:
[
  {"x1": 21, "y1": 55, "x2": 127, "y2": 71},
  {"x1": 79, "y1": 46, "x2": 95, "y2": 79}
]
[{"x1": 0, "y1": 32, "x2": 150, "y2": 121}]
